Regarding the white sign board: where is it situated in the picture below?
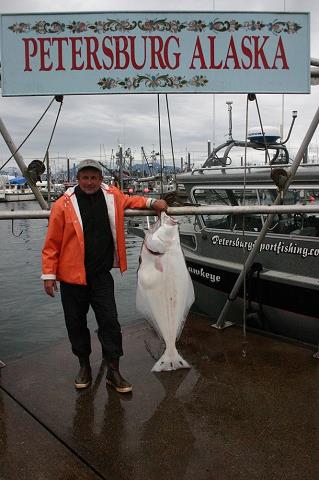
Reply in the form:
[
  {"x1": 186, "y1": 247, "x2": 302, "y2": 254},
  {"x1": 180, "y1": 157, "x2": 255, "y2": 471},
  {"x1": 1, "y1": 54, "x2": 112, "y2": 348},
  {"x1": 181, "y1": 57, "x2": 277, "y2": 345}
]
[{"x1": 0, "y1": 11, "x2": 310, "y2": 96}]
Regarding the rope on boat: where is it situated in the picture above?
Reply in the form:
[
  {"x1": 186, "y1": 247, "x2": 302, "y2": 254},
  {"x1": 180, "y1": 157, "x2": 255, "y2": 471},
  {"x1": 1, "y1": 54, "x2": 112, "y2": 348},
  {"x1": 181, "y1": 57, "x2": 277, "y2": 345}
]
[
  {"x1": 0, "y1": 97, "x2": 56, "y2": 172},
  {"x1": 237, "y1": 93, "x2": 290, "y2": 355},
  {"x1": 251, "y1": 94, "x2": 273, "y2": 165},
  {"x1": 165, "y1": 94, "x2": 177, "y2": 185},
  {"x1": 241, "y1": 95, "x2": 251, "y2": 355},
  {"x1": 41, "y1": 95, "x2": 64, "y2": 165},
  {"x1": 156, "y1": 94, "x2": 178, "y2": 196},
  {"x1": 157, "y1": 93, "x2": 163, "y2": 196}
]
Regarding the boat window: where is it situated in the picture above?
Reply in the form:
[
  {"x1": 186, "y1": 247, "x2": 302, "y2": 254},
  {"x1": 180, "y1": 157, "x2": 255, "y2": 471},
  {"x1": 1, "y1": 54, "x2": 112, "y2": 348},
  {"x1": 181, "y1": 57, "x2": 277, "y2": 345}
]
[
  {"x1": 180, "y1": 234, "x2": 196, "y2": 250},
  {"x1": 192, "y1": 189, "x2": 227, "y2": 230},
  {"x1": 193, "y1": 187, "x2": 319, "y2": 237}
]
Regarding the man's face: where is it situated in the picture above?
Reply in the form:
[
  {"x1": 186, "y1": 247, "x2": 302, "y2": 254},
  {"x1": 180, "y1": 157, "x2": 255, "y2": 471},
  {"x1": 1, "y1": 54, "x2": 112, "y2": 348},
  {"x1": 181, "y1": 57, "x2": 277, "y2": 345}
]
[{"x1": 77, "y1": 168, "x2": 102, "y2": 194}]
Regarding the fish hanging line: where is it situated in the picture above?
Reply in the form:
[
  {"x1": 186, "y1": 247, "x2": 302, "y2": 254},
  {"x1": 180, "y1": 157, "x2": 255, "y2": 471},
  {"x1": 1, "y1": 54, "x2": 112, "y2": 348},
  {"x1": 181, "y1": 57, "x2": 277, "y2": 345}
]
[
  {"x1": 156, "y1": 93, "x2": 177, "y2": 198},
  {"x1": 0, "y1": 95, "x2": 64, "y2": 173}
]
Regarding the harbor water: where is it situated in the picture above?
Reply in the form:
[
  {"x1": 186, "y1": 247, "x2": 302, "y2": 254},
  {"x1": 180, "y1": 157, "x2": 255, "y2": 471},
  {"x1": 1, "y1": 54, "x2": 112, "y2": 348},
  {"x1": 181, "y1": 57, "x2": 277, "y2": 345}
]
[{"x1": 0, "y1": 200, "x2": 144, "y2": 362}]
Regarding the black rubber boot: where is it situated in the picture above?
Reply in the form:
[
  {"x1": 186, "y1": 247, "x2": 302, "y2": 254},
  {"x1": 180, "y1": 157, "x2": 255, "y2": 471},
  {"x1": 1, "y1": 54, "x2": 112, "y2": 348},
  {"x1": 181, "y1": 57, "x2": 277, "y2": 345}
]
[
  {"x1": 75, "y1": 357, "x2": 92, "y2": 389},
  {"x1": 106, "y1": 359, "x2": 132, "y2": 393}
]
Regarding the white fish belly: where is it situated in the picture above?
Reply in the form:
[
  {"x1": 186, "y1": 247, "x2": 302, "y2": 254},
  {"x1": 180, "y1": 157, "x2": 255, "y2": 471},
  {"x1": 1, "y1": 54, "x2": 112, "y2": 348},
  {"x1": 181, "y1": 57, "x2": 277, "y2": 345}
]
[{"x1": 136, "y1": 218, "x2": 194, "y2": 371}]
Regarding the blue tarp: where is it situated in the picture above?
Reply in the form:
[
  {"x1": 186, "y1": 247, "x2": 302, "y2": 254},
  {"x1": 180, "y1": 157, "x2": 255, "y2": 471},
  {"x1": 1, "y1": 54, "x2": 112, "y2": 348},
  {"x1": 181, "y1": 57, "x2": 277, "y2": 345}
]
[{"x1": 9, "y1": 177, "x2": 26, "y2": 185}]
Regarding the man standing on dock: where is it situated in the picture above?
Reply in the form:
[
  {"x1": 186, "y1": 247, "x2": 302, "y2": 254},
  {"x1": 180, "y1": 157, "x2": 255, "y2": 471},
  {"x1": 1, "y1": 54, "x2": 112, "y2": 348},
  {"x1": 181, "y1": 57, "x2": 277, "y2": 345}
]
[{"x1": 41, "y1": 159, "x2": 167, "y2": 393}]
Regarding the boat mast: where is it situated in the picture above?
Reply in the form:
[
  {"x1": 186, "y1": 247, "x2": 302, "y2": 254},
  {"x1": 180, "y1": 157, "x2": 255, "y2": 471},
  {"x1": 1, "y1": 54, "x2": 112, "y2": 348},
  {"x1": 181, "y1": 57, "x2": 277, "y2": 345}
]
[
  {"x1": 45, "y1": 151, "x2": 51, "y2": 206},
  {"x1": 118, "y1": 145, "x2": 123, "y2": 191}
]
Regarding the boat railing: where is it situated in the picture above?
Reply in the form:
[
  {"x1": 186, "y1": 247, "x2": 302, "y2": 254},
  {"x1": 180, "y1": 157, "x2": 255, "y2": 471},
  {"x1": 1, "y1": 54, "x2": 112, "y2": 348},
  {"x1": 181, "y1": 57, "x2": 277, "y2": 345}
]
[
  {"x1": 191, "y1": 164, "x2": 289, "y2": 175},
  {"x1": 190, "y1": 162, "x2": 319, "y2": 175},
  {"x1": 2, "y1": 204, "x2": 319, "y2": 220}
]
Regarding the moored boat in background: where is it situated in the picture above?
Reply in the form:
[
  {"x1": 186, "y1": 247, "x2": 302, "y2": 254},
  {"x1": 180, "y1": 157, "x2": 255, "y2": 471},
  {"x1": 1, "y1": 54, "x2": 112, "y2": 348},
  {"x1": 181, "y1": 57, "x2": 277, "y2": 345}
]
[{"x1": 0, "y1": 176, "x2": 35, "y2": 202}]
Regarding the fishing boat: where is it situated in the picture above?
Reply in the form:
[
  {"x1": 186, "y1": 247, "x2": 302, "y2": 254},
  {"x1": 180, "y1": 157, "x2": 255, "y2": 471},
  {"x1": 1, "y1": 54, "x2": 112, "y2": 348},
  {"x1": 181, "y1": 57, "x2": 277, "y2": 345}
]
[
  {"x1": 0, "y1": 176, "x2": 35, "y2": 202},
  {"x1": 131, "y1": 173, "x2": 176, "y2": 197},
  {"x1": 175, "y1": 110, "x2": 319, "y2": 347},
  {"x1": 35, "y1": 180, "x2": 65, "y2": 201}
]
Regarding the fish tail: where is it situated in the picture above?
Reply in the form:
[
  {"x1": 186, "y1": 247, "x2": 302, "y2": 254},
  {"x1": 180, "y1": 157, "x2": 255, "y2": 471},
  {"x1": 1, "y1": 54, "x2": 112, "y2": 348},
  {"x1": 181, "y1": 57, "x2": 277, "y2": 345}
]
[{"x1": 151, "y1": 347, "x2": 191, "y2": 372}]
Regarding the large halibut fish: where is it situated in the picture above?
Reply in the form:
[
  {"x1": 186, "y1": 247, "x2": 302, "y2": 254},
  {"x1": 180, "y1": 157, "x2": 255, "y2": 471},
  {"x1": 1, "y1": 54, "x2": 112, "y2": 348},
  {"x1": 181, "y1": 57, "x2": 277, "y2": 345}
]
[{"x1": 136, "y1": 212, "x2": 195, "y2": 372}]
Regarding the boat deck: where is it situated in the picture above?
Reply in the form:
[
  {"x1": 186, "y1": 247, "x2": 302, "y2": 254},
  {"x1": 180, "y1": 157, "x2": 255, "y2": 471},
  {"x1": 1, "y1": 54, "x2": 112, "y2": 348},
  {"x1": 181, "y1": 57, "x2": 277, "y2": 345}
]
[{"x1": 1, "y1": 312, "x2": 319, "y2": 480}]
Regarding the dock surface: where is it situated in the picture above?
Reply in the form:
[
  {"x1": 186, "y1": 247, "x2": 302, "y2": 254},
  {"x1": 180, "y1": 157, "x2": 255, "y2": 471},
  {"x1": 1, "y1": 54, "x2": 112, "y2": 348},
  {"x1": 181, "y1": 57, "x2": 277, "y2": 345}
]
[{"x1": 1, "y1": 313, "x2": 319, "y2": 480}]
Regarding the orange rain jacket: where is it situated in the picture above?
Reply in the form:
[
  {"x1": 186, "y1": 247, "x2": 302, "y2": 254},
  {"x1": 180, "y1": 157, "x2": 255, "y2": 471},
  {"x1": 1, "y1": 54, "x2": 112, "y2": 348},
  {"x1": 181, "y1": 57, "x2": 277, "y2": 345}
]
[{"x1": 41, "y1": 184, "x2": 153, "y2": 285}]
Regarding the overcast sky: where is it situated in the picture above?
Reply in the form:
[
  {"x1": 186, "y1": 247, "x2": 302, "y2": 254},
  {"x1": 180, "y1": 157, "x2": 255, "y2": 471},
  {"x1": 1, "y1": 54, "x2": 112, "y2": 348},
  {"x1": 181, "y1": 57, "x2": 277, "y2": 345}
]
[{"x1": 0, "y1": 0, "x2": 319, "y2": 172}]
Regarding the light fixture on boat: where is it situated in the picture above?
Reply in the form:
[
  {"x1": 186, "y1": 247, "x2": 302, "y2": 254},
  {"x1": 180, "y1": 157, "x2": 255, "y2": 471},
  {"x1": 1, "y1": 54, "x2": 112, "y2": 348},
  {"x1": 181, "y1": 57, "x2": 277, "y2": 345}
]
[
  {"x1": 280, "y1": 110, "x2": 298, "y2": 146},
  {"x1": 226, "y1": 101, "x2": 233, "y2": 141}
]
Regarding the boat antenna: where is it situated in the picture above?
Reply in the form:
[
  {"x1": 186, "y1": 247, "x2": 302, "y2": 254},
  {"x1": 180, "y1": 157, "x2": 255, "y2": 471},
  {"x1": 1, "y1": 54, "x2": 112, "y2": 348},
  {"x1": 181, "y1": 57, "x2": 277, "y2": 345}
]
[
  {"x1": 226, "y1": 101, "x2": 233, "y2": 141},
  {"x1": 141, "y1": 147, "x2": 152, "y2": 175},
  {"x1": 280, "y1": 110, "x2": 298, "y2": 145}
]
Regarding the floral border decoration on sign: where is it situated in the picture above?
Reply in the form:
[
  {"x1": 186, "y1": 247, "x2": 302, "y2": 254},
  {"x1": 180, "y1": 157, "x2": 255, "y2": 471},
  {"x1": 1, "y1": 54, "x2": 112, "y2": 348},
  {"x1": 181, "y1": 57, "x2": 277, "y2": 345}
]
[
  {"x1": 98, "y1": 74, "x2": 208, "y2": 90},
  {"x1": 8, "y1": 18, "x2": 302, "y2": 35}
]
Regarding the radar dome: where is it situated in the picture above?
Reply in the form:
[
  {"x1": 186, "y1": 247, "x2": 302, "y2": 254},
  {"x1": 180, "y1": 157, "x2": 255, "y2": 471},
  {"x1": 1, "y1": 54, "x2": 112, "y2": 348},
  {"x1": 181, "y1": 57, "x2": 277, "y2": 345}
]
[{"x1": 247, "y1": 126, "x2": 281, "y2": 144}]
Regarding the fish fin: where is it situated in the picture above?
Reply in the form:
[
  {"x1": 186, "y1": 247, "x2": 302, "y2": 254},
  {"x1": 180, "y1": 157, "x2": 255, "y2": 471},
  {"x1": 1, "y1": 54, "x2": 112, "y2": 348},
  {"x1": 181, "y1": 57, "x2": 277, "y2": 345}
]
[{"x1": 151, "y1": 348, "x2": 191, "y2": 372}]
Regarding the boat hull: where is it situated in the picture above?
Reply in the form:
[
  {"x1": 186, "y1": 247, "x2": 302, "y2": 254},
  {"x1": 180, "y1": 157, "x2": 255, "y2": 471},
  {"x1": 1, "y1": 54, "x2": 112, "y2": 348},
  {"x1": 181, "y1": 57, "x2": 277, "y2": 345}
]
[
  {"x1": 176, "y1": 163, "x2": 319, "y2": 347},
  {"x1": 185, "y1": 254, "x2": 319, "y2": 346},
  {"x1": 1, "y1": 193, "x2": 35, "y2": 202}
]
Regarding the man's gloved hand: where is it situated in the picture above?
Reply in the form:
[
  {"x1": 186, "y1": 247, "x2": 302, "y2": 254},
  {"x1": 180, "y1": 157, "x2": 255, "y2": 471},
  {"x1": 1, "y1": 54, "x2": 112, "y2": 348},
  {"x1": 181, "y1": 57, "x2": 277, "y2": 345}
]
[{"x1": 151, "y1": 199, "x2": 168, "y2": 214}]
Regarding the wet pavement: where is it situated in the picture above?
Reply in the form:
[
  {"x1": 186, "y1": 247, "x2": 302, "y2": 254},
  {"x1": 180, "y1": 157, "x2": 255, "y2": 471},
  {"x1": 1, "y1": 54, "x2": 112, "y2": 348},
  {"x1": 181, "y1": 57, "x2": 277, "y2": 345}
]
[{"x1": 1, "y1": 312, "x2": 319, "y2": 480}]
